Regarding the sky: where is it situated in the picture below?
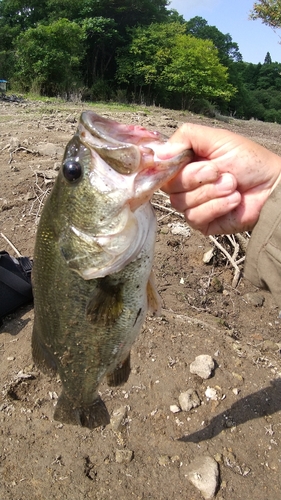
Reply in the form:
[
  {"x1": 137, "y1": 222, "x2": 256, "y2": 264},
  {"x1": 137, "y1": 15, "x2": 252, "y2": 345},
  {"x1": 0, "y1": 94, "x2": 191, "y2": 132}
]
[{"x1": 168, "y1": 0, "x2": 281, "y2": 64}]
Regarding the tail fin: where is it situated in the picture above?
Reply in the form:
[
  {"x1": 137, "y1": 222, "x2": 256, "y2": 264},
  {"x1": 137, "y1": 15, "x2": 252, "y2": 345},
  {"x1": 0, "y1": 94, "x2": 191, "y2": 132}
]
[{"x1": 54, "y1": 392, "x2": 110, "y2": 429}]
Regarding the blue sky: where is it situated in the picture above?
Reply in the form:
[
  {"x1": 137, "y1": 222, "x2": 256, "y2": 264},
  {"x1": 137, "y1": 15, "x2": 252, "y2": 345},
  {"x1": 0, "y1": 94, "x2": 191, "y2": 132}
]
[{"x1": 168, "y1": 0, "x2": 281, "y2": 64}]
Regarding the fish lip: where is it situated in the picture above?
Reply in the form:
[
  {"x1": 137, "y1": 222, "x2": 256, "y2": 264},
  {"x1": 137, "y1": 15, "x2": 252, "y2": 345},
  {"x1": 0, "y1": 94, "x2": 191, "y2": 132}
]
[
  {"x1": 78, "y1": 112, "x2": 142, "y2": 175},
  {"x1": 80, "y1": 110, "x2": 165, "y2": 144},
  {"x1": 78, "y1": 111, "x2": 170, "y2": 176}
]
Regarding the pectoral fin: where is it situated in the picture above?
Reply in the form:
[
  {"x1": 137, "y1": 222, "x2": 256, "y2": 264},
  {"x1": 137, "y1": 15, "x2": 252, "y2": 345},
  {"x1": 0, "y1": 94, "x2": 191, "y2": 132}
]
[{"x1": 86, "y1": 278, "x2": 124, "y2": 327}]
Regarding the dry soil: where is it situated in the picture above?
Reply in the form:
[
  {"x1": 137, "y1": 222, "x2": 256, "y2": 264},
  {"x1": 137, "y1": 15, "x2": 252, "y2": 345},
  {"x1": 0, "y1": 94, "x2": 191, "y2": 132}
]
[{"x1": 0, "y1": 99, "x2": 280, "y2": 500}]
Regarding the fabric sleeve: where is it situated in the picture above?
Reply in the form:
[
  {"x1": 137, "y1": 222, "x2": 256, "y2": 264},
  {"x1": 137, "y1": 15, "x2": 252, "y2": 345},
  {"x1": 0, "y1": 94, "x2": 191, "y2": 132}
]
[{"x1": 244, "y1": 182, "x2": 281, "y2": 309}]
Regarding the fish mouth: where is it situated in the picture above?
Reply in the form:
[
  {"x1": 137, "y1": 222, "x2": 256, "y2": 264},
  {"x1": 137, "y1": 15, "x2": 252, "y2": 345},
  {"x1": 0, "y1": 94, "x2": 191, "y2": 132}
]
[
  {"x1": 78, "y1": 111, "x2": 161, "y2": 175},
  {"x1": 78, "y1": 111, "x2": 193, "y2": 202}
]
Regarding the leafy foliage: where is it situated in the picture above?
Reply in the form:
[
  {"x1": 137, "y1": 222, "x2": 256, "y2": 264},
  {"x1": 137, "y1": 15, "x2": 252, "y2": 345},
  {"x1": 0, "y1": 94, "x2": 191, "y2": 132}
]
[
  {"x1": 0, "y1": 0, "x2": 280, "y2": 122},
  {"x1": 14, "y1": 19, "x2": 85, "y2": 95},
  {"x1": 264, "y1": 51, "x2": 273, "y2": 63},
  {"x1": 116, "y1": 22, "x2": 236, "y2": 108},
  {"x1": 251, "y1": 0, "x2": 281, "y2": 28},
  {"x1": 185, "y1": 16, "x2": 242, "y2": 64}
]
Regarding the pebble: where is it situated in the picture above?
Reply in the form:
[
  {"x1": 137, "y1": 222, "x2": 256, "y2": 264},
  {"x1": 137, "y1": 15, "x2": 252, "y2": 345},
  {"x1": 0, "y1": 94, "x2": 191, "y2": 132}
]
[
  {"x1": 186, "y1": 456, "x2": 219, "y2": 499},
  {"x1": 115, "y1": 449, "x2": 133, "y2": 464},
  {"x1": 203, "y1": 248, "x2": 214, "y2": 264},
  {"x1": 179, "y1": 389, "x2": 201, "y2": 411},
  {"x1": 168, "y1": 222, "x2": 190, "y2": 237},
  {"x1": 158, "y1": 455, "x2": 170, "y2": 466},
  {"x1": 190, "y1": 355, "x2": 215, "y2": 379},
  {"x1": 205, "y1": 387, "x2": 218, "y2": 401},
  {"x1": 111, "y1": 406, "x2": 127, "y2": 431},
  {"x1": 170, "y1": 404, "x2": 181, "y2": 413},
  {"x1": 243, "y1": 292, "x2": 265, "y2": 307}
]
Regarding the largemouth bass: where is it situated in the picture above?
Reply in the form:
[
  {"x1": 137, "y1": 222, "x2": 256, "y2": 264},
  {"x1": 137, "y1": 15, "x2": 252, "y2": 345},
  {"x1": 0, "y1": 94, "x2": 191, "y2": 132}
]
[{"x1": 32, "y1": 111, "x2": 193, "y2": 429}]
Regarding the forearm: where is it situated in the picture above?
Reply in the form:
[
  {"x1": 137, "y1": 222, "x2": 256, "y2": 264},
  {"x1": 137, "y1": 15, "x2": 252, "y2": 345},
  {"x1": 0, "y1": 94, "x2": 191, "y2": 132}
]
[{"x1": 245, "y1": 182, "x2": 281, "y2": 310}]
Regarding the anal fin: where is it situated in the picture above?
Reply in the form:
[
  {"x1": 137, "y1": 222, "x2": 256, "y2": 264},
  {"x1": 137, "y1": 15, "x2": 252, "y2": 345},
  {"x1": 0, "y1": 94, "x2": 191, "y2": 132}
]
[
  {"x1": 106, "y1": 352, "x2": 131, "y2": 387},
  {"x1": 54, "y1": 392, "x2": 110, "y2": 429}
]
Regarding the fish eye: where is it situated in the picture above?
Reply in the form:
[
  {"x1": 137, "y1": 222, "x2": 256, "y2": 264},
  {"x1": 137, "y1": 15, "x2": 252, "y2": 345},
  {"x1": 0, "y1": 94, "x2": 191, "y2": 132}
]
[{"x1": 62, "y1": 159, "x2": 83, "y2": 183}]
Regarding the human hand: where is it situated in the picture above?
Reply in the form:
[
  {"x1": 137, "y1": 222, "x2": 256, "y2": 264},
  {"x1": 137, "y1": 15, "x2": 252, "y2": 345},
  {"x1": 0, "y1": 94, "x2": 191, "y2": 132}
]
[{"x1": 159, "y1": 123, "x2": 281, "y2": 235}]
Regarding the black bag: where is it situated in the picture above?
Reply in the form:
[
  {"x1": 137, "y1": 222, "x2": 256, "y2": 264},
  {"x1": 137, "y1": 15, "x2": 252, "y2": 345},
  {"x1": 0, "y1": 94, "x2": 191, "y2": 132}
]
[{"x1": 0, "y1": 251, "x2": 33, "y2": 319}]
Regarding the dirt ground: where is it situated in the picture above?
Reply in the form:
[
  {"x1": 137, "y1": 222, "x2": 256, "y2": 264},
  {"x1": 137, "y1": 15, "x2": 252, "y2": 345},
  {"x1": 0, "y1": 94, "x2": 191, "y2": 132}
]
[{"x1": 0, "y1": 99, "x2": 280, "y2": 500}]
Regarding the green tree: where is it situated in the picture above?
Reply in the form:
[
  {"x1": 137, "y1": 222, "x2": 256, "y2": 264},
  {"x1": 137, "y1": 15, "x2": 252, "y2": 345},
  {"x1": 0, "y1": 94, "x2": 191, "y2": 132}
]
[
  {"x1": 116, "y1": 22, "x2": 187, "y2": 101},
  {"x1": 257, "y1": 62, "x2": 281, "y2": 89},
  {"x1": 162, "y1": 34, "x2": 236, "y2": 109},
  {"x1": 14, "y1": 18, "x2": 85, "y2": 95},
  {"x1": 0, "y1": 0, "x2": 172, "y2": 90},
  {"x1": 116, "y1": 22, "x2": 236, "y2": 109},
  {"x1": 82, "y1": 17, "x2": 121, "y2": 88},
  {"x1": 241, "y1": 62, "x2": 262, "y2": 90},
  {"x1": 264, "y1": 51, "x2": 273, "y2": 63},
  {"x1": 185, "y1": 16, "x2": 242, "y2": 64},
  {"x1": 166, "y1": 8, "x2": 186, "y2": 24},
  {"x1": 251, "y1": 0, "x2": 281, "y2": 28}
]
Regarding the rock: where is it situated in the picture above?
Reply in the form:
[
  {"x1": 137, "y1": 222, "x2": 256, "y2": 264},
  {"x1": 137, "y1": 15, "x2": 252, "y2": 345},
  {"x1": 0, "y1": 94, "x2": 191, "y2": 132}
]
[
  {"x1": 111, "y1": 406, "x2": 127, "y2": 431},
  {"x1": 158, "y1": 455, "x2": 170, "y2": 466},
  {"x1": 168, "y1": 222, "x2": 190, "y2": 237},
  {"x1": 179, "y1": 389, "x2": 201, "y2": 411},
  {"x1": 115, "y1": 449, "x2": 133, "y2": 464},
  {"x1": 205, "y1": 387, "x2": 218, "y2": 401},
  {"x1": 186, "y1": 456, "x2": 219, "y2": 499},
  {"x1": 170, "y1": 404, "x2": 181, "y2": 413},
  {"x1": 190, "y1": 355, "x2": 215, "y2": 379},
  {"x1": 203, "y1": 248, "x2": 214, "y2": 264},
  {"x1": 243, "y1": 292, "x2": 265, "y2": 307}
]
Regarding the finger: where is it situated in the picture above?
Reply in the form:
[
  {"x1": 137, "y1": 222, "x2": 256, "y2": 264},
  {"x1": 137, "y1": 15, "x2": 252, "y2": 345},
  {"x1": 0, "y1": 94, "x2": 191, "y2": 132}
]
[
  {"x1": 157, "y1": 123, "x2": 233, "y2": 160},
  {"x1": 203, "y1": 196, "x2": 261, "y2": 235},
  {"x1": 177, "y1": 191, "x2": 242, "y2": 235},
  {"x1": 162, "y1": 161, "x2": 221, "y2": 194},
  {"x1": 169, "y1": 173, "x2": 237, "y2": 210}
]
